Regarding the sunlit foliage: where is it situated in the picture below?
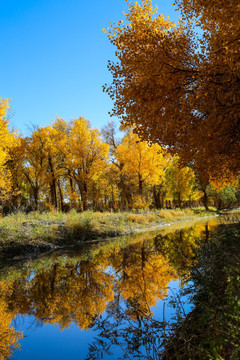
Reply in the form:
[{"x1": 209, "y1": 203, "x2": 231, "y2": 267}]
[
  {"x1": 0, "y1": 99, "x2": 18, "y2": 204},
  {"x1": 104, "y1": 0, "x2": 240, "y2": 180}
]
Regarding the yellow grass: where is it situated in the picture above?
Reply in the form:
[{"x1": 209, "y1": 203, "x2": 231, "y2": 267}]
[
  {"x1": 158, "y1": 208, "x2": 193, "y2": 221},
  {"x1": 126, "y1": 213, "x2": 156, "y2": 224}
]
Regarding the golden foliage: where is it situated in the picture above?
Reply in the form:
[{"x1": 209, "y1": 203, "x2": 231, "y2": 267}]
[
  {"x1": 165, "y1": 156, "x2": 200, "y2": 206},
  {"x1": 104, "y1": 0, "x2": 240, "y2": 179},
  {"x1": 0, "y1": 99, "x2": 19, "y2": 201},
  {"x1": 115, "y1": 131, "x2": 166, "y2": 191}
]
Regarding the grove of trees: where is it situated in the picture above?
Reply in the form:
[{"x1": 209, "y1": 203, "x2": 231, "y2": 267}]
[{"x1": 0, "y1": 97, "x2": 239, "y2": 213}]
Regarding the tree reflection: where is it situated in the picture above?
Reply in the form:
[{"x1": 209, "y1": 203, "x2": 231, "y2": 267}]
[
  {"x1": 109, "y1": 241, "x2": 178, "y2": 318},
  {"x1": 0, "y1": 222, "x2": 212, "y2": 359},
  {"x1": 7, "y1": 260, "x2": 114, "y2": 330},
  {"x1": 85, "y1": 225, "x2": 208, "y2": 360},
  {"x1": 0, "y1": 282, "x2": 22, "y2": 360},
  {"x1": 154, "y1": 225, "x2": 205, "y2": 279},
  {"x1": 163, "y1": 223, "x2": 240, "y2": 360},
  {"x1": 87, "y1": 223, "x2": 240, "y2": 360}
]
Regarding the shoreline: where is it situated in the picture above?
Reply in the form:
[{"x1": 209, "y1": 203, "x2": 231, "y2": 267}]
[{"x1": 0, "y1": 209, "x2": 239, "y2": 262}]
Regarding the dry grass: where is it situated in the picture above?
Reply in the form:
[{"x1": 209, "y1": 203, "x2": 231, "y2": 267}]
[
  {"x1": 158, "y1": 208, "x2": 193, "y2": 221},
  {"x1": 126, "y1": 213, "x2": 157, "y2": 224}
]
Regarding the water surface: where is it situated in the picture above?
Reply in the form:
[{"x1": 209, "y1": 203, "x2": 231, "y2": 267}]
[{"x1": 0, "y1": 213, "x2": 239, "y2": 359}]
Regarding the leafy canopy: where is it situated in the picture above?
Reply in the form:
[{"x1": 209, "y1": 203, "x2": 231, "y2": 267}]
[{"x1": 104, "y1": 0, "x2": 240, "y2": 178}]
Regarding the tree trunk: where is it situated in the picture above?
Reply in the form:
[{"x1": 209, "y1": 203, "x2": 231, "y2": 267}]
[
  {"x1": 177, "y1": 193, "x2": 182, "y2": 208},
  {"x1": 78, "y1": 180, "x2": 88, "y2": 211},
  {"x1": 205, "y1": 225, "x2": 210, "y2": 242},
  {"x1": 126, "y1": 190, "x2": 133, "y2": 209},
  {"x1": 48, "y1": 156, "x2": 57, "y2": 209},
  {"x1": 68, "y1": 171, "x2": 75, "y2": 209},
  {"x1": 111, "y1": 185, "x2": 116, "y2": 211},
  {"x1": 138, "y1": 174, "x2": 143, "y2": 195},
  {"x1": 120, "y1": 189, "x2": 127, "y2": 210},
  {"x1": 119, "y1": 173, "x2": 133, "y2": 210},
  {"x1": 33, "y1": 187, "x2": 39, "y2": 210},
  {"x1": 202, "y1": 187, "x2": 209, "y2": 211},
  {"x1": 57, "y1": 180, "x2": 64, "y2": 211},
  {"x1": 217, "y1": 198, "x2": 222, "y2": 211},
  {"x1": 153, "y1": 185, "x2": 161, "y2": 209}
]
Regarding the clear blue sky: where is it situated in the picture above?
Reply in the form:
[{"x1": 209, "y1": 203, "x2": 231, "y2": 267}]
[{"x1": 0, "y1": 0, "x2": 179, "y2": 134}]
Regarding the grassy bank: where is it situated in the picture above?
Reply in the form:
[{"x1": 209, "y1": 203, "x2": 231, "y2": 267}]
[{"x1": 0, "y1": 207, "x2": 232, "y2": 260}]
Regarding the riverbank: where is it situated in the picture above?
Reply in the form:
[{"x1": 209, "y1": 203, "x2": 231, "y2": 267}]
[{"x1": 0, "y1": 208, "x2": 238, "y2": 260}]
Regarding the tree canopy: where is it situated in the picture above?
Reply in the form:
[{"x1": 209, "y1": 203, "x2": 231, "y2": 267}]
[{"x1": 104, "y1": 0, "x2": 240, "y2": 178}]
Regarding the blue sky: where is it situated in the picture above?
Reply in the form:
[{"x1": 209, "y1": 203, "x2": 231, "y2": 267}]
[{"x1": 0, "y1": 0, "x2": 179, "y2": 134}]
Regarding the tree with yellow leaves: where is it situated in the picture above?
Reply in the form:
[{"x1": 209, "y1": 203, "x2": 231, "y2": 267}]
[
  {"x1": 165, "y1": 156, "x2": 199, "y2": 208},
  {"x1": 34, "y1": 124, "x2": 67, "y2": 211},
  {"x1": 22, "y1": 128, "x2": 50, "y2": 210},
  {"x1": 105, "y1": 0, "x2": 240, "y2": 179},
  {"x1": 66, "y1": 118, "x2": 109, "y2": 210},
  {"x1": 0, "y1": 99, "x2": 19, "y2": 209},
  {"x1": 115, "y1": 131, "x2": 166, "y2": 197},
  {"x1": 102, "y1": 122, "x2": 135, "y2": 209},
  {"x1": 103, "y1": 127, "x2": 168, "y2": 209},
  {"x1": 14, "y1": 118, "x2": 109, "y2": 211}
]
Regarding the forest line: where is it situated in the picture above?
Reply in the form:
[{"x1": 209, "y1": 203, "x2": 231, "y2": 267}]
[{"x1": 0, "y1": 99, "x2": 239, "y2": 214}]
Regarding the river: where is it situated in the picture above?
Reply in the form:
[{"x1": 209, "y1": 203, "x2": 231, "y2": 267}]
[{"x1": 0, "y1": 212, "x2": 239, "y2": 359}]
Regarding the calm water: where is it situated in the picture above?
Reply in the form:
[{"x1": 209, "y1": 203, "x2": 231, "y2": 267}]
[{"x1": 0, "y1": 214, "x2": 239, "y2": 360}]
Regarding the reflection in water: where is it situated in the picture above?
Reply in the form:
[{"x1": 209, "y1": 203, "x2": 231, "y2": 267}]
[
  {"x1": 86, "y1": 224, "x2": 209, "y2": 360},
  {"x1": 2, "y1": 241, "x2": 180, "y2": 330},
  {"x1": 0, "y1": 214, "x2": 239, "y2": 359},
  {"x1": 7, "y1": 261, "x2": 114, "y2": 330},
  {"x1": 162, "y1": 222, "x2": 240, "y2": 360},
  {"x1": 109, "y1": 241, "x2": 178, "y2": 317},
  {"x1": 0, "y1": 282, "x2": 22, "y2": 360}
]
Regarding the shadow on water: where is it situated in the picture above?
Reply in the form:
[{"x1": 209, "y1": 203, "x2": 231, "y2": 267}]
[
  {"x1": 161, "y1": 222, "x2": 240, "y2": 360},
  {"x1": 0, "y1": 212, "x2": 239, "y2": 359}
]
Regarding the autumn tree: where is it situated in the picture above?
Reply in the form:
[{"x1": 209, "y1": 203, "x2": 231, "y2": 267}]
[
  {"x1": 52, "y1": 117, "x2": 76, "y2": 209},
  {"x1": 66, "y1": 118, "x2": 109, "y2": 211},
  {"x1": 5, "y1": 138, "x2": 27, "y2": 211},
  {"x1": 87, "y1": 166, "x2": 120, "y2": 210},
  {"x1": 207, "y1": 183, "x2": 240, "y2": 211},
  {"x1": 22, "y1": 128, "x2": 49, "y2": 210},
  {"x1": 13, "y1": 118, "x2": 110, "y2": 212},
  {"x1": 102, "y1": 122, "x2": 134, "y2": 209},
  {"x1": 165, "y1": 156, "x2": 199, "y2": 208},
  {"x1": 35, "y1": 124, "x2": 68, "y2": 211},
  {"x1": 0, "y1": 99, "x2": 19, "y2": 210},
  {"x1": 105, "y1": 0, "x2": 240, "y2": 179},
  {"x1": 116, "y1": 131, "x2": 165, "y2": 195},
  {"x1": 102, "y1": 122, "x2": 169, "y2": 210}
]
